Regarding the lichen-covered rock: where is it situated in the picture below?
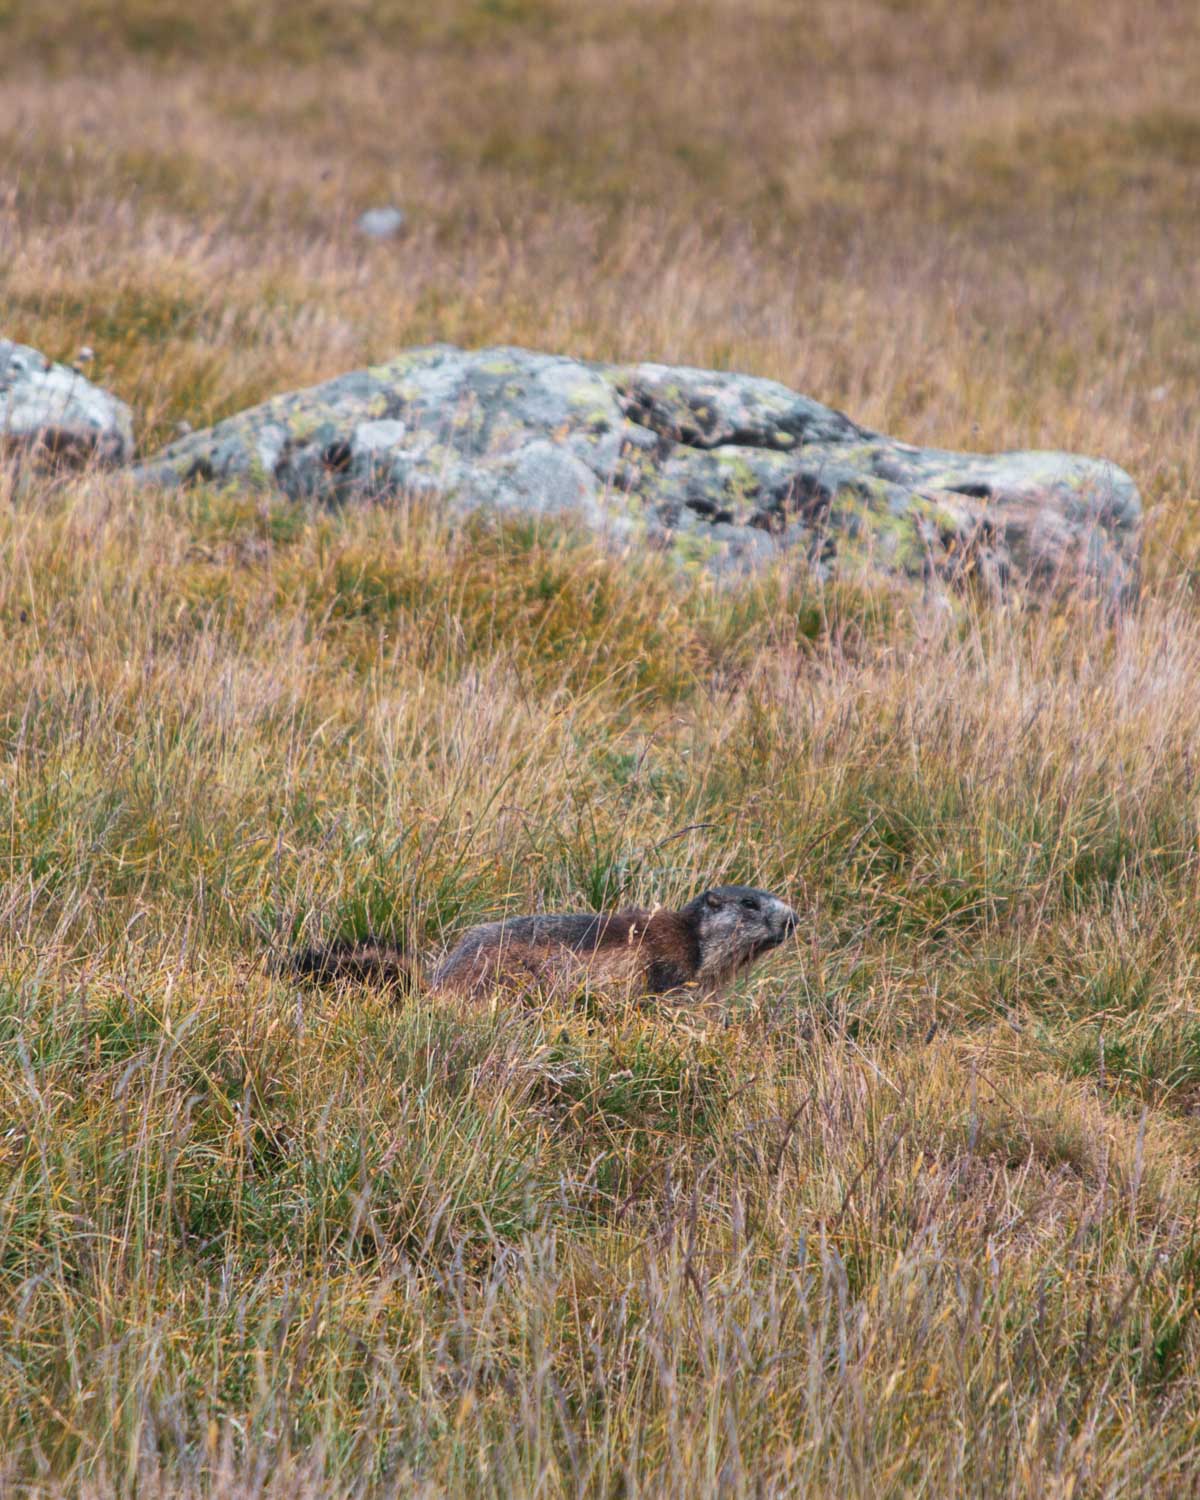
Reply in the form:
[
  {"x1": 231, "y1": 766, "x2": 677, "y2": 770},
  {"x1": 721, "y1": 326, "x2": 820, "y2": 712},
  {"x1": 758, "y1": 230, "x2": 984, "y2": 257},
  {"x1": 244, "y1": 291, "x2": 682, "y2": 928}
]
[
  {"x1": 0, "y1": 340, "x2": 133, "y2": 466},
  {"x1": 133, "y1": 344, "x2": 1141, "y2": 601}
]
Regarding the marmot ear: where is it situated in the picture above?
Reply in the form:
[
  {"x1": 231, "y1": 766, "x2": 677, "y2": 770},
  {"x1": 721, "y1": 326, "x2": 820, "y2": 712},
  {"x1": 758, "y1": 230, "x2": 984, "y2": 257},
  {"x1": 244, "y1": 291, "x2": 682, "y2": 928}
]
[{"x1": 704, "y1": 890, "x2": 724, "y2": 910}]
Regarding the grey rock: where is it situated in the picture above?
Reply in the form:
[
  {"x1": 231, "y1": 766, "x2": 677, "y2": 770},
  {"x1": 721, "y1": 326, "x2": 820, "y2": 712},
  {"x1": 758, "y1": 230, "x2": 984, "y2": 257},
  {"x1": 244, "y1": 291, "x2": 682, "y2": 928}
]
[
  {"x1": 357, "y1": 206, "x2": 407, "y2": 240},
  {"x1": 1, "y1": 338, "x2": 134, "y2": 466},
  {"x1": 132, "y1": 344, "x2": 1141, "y2": 602}
]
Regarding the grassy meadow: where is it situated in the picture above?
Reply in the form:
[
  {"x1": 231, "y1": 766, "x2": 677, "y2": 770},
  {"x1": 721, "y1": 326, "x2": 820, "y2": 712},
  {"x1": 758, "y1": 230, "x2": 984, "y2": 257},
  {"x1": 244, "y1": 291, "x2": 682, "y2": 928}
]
[{"x1": 3, "y1": 0, "x2": 1200, "y2": 1493}]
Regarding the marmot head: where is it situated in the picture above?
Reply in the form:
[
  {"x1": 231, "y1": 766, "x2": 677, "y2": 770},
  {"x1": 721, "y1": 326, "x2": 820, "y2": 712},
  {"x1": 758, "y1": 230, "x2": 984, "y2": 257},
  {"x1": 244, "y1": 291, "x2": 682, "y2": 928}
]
[{"x1": 683, "y1": 884, "x2": 798, "y2": 982}]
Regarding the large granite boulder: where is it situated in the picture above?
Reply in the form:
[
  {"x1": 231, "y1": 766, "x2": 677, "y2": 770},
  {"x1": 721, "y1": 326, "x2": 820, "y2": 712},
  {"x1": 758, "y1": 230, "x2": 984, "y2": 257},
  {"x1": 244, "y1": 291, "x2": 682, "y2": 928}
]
[
  {"x1": 0, "y1": 339, "x2": 133, "y2": 467},
  {"x1": 132, "y1": 344, "x2": 1141, "y2": 600}
]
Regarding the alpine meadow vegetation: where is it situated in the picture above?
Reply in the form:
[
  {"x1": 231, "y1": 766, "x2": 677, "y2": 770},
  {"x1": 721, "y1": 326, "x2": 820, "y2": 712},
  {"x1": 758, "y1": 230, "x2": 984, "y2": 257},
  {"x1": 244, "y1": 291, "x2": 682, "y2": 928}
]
[{"x1": 2, "y1": 1, "x2": 1200, "y2": 1494}]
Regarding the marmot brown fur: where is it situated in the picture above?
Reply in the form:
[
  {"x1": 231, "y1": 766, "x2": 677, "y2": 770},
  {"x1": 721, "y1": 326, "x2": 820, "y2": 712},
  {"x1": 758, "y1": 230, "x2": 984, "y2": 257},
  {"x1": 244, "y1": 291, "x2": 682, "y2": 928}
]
[{"x1": 292, "y1": 884, "x2": 797, "y2": 1003}]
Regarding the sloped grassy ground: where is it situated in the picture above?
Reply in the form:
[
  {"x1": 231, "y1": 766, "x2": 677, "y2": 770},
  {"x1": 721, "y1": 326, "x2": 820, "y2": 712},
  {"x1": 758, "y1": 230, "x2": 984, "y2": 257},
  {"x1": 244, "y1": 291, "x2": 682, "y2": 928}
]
[
  {"x1": 4, "y1": 1, "x2": 1200, "y2": 1495},
  {"x1": 4, "y1": 484, "x2": 1200, "y2": 1495}
]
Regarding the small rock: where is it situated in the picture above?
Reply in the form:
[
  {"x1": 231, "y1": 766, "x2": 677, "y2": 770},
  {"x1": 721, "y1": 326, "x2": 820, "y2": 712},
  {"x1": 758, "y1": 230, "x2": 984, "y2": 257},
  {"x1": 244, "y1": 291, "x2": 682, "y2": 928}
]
[
  {"x1": 357, "y1": 206, "x2": 407, "y2": 240},
  {"x1": 1, "y1": 338, "x2": 133, "y2": 467}
]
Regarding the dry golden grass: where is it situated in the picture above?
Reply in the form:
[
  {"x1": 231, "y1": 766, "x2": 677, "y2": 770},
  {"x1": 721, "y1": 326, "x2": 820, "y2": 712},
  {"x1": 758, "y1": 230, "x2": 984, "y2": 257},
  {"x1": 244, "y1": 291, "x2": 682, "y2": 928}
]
[{"x1": 3, "y1": 2, "x2": 1200, "y2": 1495}]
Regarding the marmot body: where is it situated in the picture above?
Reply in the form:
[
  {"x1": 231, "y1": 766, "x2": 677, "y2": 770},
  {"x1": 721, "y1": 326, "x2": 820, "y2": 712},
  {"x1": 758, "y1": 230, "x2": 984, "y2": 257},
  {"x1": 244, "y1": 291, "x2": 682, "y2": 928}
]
[{"x1": 294, "y1": 885, "x2": 797, "y2": 1003}]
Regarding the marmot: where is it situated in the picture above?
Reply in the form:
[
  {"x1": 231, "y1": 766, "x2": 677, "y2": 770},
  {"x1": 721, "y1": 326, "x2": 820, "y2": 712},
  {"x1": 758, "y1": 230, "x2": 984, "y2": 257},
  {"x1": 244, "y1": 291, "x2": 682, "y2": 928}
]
[{"x1": 292, "y1": 884, "x2": 797, "y2": 1003}]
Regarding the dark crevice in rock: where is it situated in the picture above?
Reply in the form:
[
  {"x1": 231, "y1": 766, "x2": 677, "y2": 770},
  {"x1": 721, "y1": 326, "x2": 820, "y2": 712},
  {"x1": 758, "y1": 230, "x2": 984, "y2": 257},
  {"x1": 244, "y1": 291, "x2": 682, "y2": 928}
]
[
  {"x1": 787, "y1": 473, "x2": 836, "y2": 519},
  {"x1": 322, "y1": 440, "x2": 354, "y2": 472},
  {"x1": 184, "y1": 456, "x2": 215, "y2": 485},
  {"x1": 685, "y1": 497, "x2": 735, "y2": 524},
  {"x1": 614, "y1": 383, "x2": 866, "y2": 457}
]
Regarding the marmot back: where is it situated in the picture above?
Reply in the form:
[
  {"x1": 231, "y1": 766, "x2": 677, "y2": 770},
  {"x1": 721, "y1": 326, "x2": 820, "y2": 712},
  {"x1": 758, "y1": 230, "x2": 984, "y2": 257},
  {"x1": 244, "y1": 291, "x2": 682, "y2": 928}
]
[{"x1": 293, "y1": 884, "x2": 797, "y2": 1003}]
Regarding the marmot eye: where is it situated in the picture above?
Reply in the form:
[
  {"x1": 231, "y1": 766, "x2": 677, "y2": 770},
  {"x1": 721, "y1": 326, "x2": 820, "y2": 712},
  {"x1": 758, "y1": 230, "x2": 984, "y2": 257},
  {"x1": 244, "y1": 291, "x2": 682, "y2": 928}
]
[{"x1": 741, "y1": 897, "x2": 759, "y2": 911}]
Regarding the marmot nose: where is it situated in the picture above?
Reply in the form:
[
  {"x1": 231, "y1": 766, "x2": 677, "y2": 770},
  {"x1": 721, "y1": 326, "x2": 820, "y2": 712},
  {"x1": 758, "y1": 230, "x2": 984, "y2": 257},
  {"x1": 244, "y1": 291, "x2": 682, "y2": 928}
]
[{"x1": 776, "y1": 904, "x2": 799, "y2": 935}]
